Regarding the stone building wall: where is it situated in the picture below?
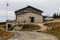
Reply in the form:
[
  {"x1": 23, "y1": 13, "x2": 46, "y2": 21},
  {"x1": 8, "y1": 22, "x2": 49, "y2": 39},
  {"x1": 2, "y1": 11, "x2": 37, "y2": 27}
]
[{"x1": 16, "y1": 13, "x2": 43, "y2": 24}]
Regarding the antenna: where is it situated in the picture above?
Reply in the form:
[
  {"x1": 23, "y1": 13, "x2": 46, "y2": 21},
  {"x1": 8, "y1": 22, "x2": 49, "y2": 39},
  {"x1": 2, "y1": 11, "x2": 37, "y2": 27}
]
[
  {"x1": 6, "y1": 2, "x2": 9, "y2": 31},
  {"x1": 6, "y1": 3, "x2": 9, "y2": 20}
]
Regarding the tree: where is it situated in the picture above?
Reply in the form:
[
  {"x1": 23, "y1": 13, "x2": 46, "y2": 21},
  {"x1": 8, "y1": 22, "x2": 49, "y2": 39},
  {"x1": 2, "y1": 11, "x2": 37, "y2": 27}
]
[
  {"x1": 58, "y1": 14, "x2": 60, "y2": 18},
  {"x1": 53, "y1": 13, "x2": 60, "y2": 18},
  {"x1": 53, "y1": 13, "x2": 57, "y2": 18}
]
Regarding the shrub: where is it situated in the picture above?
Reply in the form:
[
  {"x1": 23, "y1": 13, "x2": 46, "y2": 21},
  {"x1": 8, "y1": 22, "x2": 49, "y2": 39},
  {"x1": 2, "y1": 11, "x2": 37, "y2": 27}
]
[{"x1": 22, "y1": 24, "x2": 40, "y2": 31}]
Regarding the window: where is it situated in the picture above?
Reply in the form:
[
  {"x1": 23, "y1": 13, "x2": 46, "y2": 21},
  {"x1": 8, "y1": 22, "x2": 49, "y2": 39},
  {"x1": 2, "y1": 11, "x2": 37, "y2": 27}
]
[
  {"x1": 33, "y1": 10, "x2": 35, "y2": 12},
  {"x1": 24, "y1": 10, "x2": 27, "y2": 12},
  {"x1": 24, "y1": 10, "x2": 29, "y2": 12},
  {"x1": 24, "y1": 9, "x2": 35, "y2": 13}
]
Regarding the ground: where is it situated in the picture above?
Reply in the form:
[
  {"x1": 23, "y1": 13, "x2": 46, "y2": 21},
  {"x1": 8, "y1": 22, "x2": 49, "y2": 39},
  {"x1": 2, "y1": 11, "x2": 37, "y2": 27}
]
[{"x1": 8, "y1": 31, "x2": 58, "y2": 40}]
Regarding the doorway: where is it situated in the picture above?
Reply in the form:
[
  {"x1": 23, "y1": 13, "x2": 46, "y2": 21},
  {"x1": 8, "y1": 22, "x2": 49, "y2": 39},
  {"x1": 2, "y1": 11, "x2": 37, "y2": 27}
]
[
  {"x1": 30, "y1": 17, "x2": 34, "y2": 23},
  {"x1": 8, "y1": 24, "x2": 12, "y2": 30}
]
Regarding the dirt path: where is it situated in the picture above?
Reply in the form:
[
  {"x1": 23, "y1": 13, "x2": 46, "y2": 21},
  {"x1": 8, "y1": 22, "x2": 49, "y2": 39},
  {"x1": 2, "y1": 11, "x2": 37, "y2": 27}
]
[{"x1": 8, "y1": 31, "x2": 58, "y2": 40}]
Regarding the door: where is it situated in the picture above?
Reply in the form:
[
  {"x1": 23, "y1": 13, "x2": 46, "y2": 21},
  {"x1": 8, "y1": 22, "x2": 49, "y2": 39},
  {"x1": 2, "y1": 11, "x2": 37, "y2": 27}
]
[
  {"x1": 30, "y1": 17, "x2": 34, "y2": 23},
  {"x1": 8, "y1": 24, "x2": 12, "y2": 30}
]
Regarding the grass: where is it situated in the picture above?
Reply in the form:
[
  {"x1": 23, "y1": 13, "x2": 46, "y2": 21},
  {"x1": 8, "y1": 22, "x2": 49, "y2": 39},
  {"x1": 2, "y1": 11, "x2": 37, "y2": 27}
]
[
  {"x1": 0, "y1": 27, "x2": 14, "y2": 40},
  {"x1": 37, "y1": 28, "x2": 60, "y2": 40},
  {"x1": 44, "y1": 22, "x2": 60, "y2": 27},
  {"x1": 43, "y1": 22, "x2": 60, "y2": 40},
  {"x1": 44, "y1": 29, "x2": 60, "y2": 40},
  {"x1": 0, "y1": 22, "x2": 6, "y2": 30},
  {"x1": 0, "y1": 22, "x2": 14, "y2": 40}
]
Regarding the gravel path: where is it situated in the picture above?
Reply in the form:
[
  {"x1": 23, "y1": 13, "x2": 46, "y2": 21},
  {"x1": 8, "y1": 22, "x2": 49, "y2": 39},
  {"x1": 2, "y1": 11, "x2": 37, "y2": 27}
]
[{"x1": 8, "y1": 31, "x2": 58, "y2": 40}]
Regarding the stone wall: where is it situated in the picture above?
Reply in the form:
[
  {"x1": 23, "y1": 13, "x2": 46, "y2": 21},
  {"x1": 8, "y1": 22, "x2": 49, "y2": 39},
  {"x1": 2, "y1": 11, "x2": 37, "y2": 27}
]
[{"x1": 16, "y1": 13, "x2": 43, "y2": 23}]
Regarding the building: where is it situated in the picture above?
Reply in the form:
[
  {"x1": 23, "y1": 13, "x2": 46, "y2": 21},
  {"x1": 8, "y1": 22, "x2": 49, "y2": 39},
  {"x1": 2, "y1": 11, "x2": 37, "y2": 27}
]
[{"x1": 6, "y1": 6, "x2": 43, "y2": 30}]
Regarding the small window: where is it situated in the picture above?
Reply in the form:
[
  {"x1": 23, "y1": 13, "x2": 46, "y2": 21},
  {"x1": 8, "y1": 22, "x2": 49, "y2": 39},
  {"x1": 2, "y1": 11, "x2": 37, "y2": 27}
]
[
  {"x1": 24, "y1": 10, "x2": 29, "y2": 12},
  {"x1": 26, "y1": 10, "x2": 29, "y2": 12},
  {"x1": 32, "y1": 10, "x2": 35, "y2": 12},
  {"x1": 24, "y1": 10, "x2": 27, "y2": 12}
]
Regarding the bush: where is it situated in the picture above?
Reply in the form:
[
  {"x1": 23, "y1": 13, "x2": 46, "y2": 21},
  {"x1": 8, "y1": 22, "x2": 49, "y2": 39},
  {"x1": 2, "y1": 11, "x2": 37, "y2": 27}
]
[{"x1": 22, "y1": 24, "x2": 40, "y2": 31}]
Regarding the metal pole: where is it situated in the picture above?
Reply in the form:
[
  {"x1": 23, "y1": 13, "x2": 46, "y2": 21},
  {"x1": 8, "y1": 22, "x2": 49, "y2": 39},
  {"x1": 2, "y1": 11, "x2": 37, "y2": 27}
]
[{"x1": 6, "y1": 3, "x2": 9, "y2": 31}]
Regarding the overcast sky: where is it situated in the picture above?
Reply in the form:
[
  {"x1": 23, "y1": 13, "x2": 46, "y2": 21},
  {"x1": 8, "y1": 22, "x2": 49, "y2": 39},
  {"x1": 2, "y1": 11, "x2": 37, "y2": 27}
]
[{"x1": 0, "y1": 0, "x2": 60, "y2": 22}]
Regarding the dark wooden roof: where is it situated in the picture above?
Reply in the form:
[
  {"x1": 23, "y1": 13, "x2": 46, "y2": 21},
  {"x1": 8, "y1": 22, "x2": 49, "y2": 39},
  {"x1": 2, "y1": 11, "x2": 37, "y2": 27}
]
[{"x1": 15, "y1": 6, "x2": 43, "y2": 13}]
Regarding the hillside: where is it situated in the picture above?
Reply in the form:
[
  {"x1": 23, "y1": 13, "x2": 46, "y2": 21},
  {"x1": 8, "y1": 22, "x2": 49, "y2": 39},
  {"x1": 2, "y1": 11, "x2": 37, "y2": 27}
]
[
  {"x1": 0, "y1": 22, "x2": 6, "y2": 29},
  {"x1": 44, "y1": 22, "x2": 60, "y2": 40},
  {"x1": 0, "y1": 27, "x2": 14, "y2": 40},
  {"x1": 44, "y1": 22, "x2": 60, "y2": 27}
]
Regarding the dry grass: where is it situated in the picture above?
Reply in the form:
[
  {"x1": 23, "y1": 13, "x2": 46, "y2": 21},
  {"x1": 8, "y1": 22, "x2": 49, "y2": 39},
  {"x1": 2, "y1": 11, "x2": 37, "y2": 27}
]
[
  {"x1": 0, "y1": 28, "x2": 14, "y2": 40},
  {"x1": 0, "y1": 22, "x2": 6, "y2": 29},
  {"x1": 0, "y1": 22, "x2": 14, "y2": 40},
  {"x1": 43, "y1": 22, "x2": 60, "y2": 40},
  {"x1": 44, "y1": 22, "x2": 60, "y2": 27},
  {"x1": 44, "y1": 27, "x2": 60, "y2": 40}
]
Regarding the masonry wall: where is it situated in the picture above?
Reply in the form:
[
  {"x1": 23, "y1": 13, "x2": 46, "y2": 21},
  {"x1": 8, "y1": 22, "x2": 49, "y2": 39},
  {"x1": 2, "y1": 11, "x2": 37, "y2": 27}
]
[{"x1": 16, "y1": 13, "x2": 43, "y2": 23}]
